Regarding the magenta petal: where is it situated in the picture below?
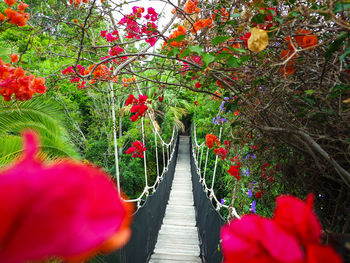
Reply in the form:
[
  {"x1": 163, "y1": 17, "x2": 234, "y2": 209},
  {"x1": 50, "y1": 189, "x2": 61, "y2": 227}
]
[{"x1": 221, "y1": 214, "x2": 304, "y2": 263}]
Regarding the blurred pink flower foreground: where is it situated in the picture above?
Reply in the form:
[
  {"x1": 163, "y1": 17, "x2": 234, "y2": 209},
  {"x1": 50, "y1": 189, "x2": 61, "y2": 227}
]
[
  {"x1": 221, "y1": 194, "x2": 343, "y2": 263},
  {"x1": 0, "y1": 130, "x2": 133, "y2": 263}
]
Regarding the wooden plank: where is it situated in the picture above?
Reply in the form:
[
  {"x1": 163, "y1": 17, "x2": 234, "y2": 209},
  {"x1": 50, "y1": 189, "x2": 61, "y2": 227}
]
[{"x1": 149, "y1": 136, "x2": 201, "y2": 263}]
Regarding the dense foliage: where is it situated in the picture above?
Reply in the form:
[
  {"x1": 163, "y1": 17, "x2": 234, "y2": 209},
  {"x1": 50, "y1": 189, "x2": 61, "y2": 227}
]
[{"x1": 0, "y1": 0, "x2": 349, "y2": 261}]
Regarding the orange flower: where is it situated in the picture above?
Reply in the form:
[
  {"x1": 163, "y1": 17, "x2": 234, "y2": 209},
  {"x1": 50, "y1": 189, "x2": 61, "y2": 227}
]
[
  {"x1": 4, "y1": 7, "x2": 29, "y2": 27},
  {"x1": 10, "y1": 54, "x2": 19, "y2": 63},
  {"x1": 168, "y1": 25, "x2": 187, "y2": 47},
  {"x1": 17, "y1": 2, "x2": 29, "y2": 13},
  {"x1": 279, "y1": 62, "x2": 295, "y2": 77},
  {"x1": 184, "y1": 0, "x2": 200, "y2": 14},
  {"x1": 206, "y1": 134, "x2": 220, "y2": 149},
  {"x1": 281, "y1": 49, "x2": 298, "y2": 61},
  {"x1": 295, "y1": 29, "x2": 318, "y2": 49},
  {"x1": 191, "y1": 18, "x2": 212, "y2": 34},
  {"x1": 0, "y1": 12, "x2": 5, "y2": 22},
  {"x1": 4, "y1": 0, "x2": 17, "y2": 6}
]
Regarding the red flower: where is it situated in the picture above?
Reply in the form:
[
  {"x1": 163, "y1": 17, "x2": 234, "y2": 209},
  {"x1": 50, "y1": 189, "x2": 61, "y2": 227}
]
[
  {"x1": 227, "y1": 165, "x2": 241, "y2": 181},
  {"x1": 195, "y1": 82, "x2": 202, "y2": 88},
  {"x1": 10, "y1": 54, "x2": 19, "y2": 63},
  {"x1": 194, "y1": 100, "x2": 198, "y2": 105},
  {"x1": 126, "y1": 141, "x2": 146, "y2": 158},
  {"x1": 221, "y1": 215, "x2": 303, "y2": 263},
  {"x1": 213, "y1": 147, "x2": 228, "y2": 160},
  {"x1": 0, "y1": 130, "x2": 133, "y2": 263},
  {"x1": 205, "y1": 134, "x2": 220, "y2": 149},
  {"x1": 254, "y1": 190, "x2": 264, "y2": 199},
  {"x1": 221, "y1": 194, "x2": 343, "y2": 263},
  {"x1": 125, "y1": 94, "x2": 136, "y2": 106},
  {"x1": 273, "y1": 194, "x2": 321, "y2": 246},
  {"x1": 240, "y1": 32, "x2": 251, "y2": 47}
]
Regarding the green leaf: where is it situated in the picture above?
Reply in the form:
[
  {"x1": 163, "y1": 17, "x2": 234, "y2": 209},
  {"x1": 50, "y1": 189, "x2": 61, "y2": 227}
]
[
  {"x1": 167, "y1": 47, "x2": 179, "y2": 58},
  {"x1": 276, "y1": 17, "x2": 284, "y2": 24},
  {"x1": 202, "y1": 53, "x2": 215, "y2": 67},
  {"x1": 240, "y1": 55, "x2": 250, "y2": 62},
  {"x1": 179, "y1": 48, "x2": 191, "y2": 58},
  {"x1": 305, "y1": 89, "x2": 315, "y2": 95},
  {"x1": 324, "y1": 32, "x2": 349, "y2": 60},
  {"x1": 212, "y1": 36, "x2": 231, "y2": 46},
  {"x1": 189, "y1": 45, "x2": 203, "y2": 55},
  {"x1": 340, "y1": 47, "x2": 350, "y2": 61},
  {"x1": 227, "y1": 57, "x2": 241, "y2": 67},
  {"x1": 333, "y1": 1, "x2": 350, "y2": 12},
  {"x1": 251, "y1": 13, "x2": 266, "y2": 24},
  {"x1": 172, "y1": 34, "x2": 186, "y2": 43},
  {"x1": 230, "y1": 47, "x2": 247, "y2": 53},
  {"x1": 329, "y1": 84, "x2": 350, "y2": 99}
]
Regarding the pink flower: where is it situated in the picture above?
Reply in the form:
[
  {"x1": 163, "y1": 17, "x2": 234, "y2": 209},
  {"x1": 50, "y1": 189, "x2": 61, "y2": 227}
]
[
  {"x1": 0, "y1": 130, "x2": 133, "y2": 263},
  {"x1": 273, "y1": 194, "x2": 321, "y2": 246},
  {"x1": 221, "y1": 215, "x2": 304, "y2": 263},
  {"x1": 146, "y1": 37, "x2": 157, "y2": 46},
  {"x1": 100, "y1": 30, "x2": 107, "y2": 38},
  {"x1": 221, "y1": 194, "x2": 343, "y2": 263},
  {"x1": 126, "y1": 141, "x2": 146, "y2": 158}
]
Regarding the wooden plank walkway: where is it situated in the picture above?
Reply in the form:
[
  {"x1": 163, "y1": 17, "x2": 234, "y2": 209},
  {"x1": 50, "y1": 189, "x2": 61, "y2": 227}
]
[{"x1": 149, "y1": 136, "x2": 201, "y2": 263}]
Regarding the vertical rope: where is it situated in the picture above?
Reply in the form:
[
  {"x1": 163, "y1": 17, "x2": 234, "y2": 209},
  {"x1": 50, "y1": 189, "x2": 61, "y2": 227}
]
[
  {"x1": 141, "y1": 117, "x2": 148, "y2": 193},
  {"x1": 155, "y1": 131, "x2": 159, "y2": 180},
  {"x1": 210, "y1": 126, "x2": 223, "y2": 190},
  {"x1": 203, "y1": 147, "x2": 209, "y2": 180},
  {"x1": 167, "y1": 145, "x2": 170, "y2": 166},
  {"x1": 162, "y1": 143, "x2": 166, "y2": 172},
  {"x1": 199, "y1": 145, "x2": 204, "y2": 173},
  {"x1": 109, "y1": 83, "x2": 121, "y2": 194}
]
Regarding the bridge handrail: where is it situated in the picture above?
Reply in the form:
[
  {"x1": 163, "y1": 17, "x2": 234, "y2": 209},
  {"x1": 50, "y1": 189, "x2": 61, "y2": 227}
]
[{"x1": 192, "y1": 122, "x2": 240, "y2": 219}]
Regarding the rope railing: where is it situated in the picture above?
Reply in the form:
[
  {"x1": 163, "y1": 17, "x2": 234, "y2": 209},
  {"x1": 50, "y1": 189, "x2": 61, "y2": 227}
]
[
  {"x1": 192, "y1": 122, "x2": 240, "y2": 219},
  {"x1": 122, "y1": 124, "x2": 177, "y2": 209}
]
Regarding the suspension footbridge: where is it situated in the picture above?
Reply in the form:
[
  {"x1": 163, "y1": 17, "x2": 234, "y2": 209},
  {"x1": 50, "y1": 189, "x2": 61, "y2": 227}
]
[{"x1": 100, "y1": 123, "x2": 239, "y2": 263}]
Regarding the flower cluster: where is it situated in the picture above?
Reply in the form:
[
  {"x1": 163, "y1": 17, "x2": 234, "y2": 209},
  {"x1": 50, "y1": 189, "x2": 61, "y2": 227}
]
[
  {"x1": 227, "y1": 156, "x2": 242, "y2": 181},
  {"x1": 100, "y1": 29, "x2": 119, "y2": 42},
  {"x1": 167, "y1": 25, "x2": 187, "y2": 47},
  {"x1": 0, "y1": 0, "x2": 30, "y2": 27},
  {"x1": 221, "y1": 194, "x2": 342, "y2": 263},
  {"x1": 68, "y1": 0, "x2": 104, "y2": 7},
  {"x1": 205, "y1": 134, "x2": 220, "y2": 149},
  {"x1": 184, "y1": 0, "x2": 200, "y2": 14},
  {"x1": 280, "y1": 29, "x2": 318, "y2": 77},
  {"x1": 253, "y1": 7, "x2": 277, "y2": 30},
  {"x1": 181, "y1": 55, "x2": 202, "y2": 75},
  {"x1": 125, "y1": 94, "x2": 149, "y2": 122},
  {"x1": 0, "y1": 130, "x2": 132, "y2": 262},
  {"x1": 62, "y1": 63, "x2": 117, "y2": 89},
  {"x1": 213, "y1": 147, "x2": 228, "y2": 161},
  {"x1": 0, "y1": 56, "x2": 46, "y2": 101},
  {"x1": 119, "y1": 7, "x2": 159, "y2": 46},
  {"x1": 126, "y1": 141, "x2": 146, "y2": 158},
  {"x1": 191, "y1": 18, "x2": 213, "y2": 34}
]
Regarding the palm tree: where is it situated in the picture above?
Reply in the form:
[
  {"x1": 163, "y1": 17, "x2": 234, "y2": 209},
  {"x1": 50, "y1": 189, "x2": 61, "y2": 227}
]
[{"x1": 0, "y1": 96, "x2": 79, "y2": 166}]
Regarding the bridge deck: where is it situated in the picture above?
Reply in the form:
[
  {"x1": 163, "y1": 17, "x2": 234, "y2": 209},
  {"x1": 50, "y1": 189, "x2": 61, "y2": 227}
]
[{"x1": 149, "y1": 136, "x2": 201, "y2": 263}]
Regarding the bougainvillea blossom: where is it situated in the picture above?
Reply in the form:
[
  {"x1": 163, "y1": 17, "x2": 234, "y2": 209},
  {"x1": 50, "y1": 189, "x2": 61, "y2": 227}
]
[
  {"x1": 205, "y1": 134, "x2": 220, "y2": 149},
  {"x1": 126, "y1": 141, "x2": 146, "y2": 158},
  {"x1": 221, "y1": 194, "x2": 343, "y2": 263},
  {"x1": 0, "y1": 57, "x2": 47, "y2": 101},
  {"x1": 125, "y1": 94, "x2": 149, "y2": 122},
  {"x1": 0, "y1": 130, "x2": 133, "y2": 263}
]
